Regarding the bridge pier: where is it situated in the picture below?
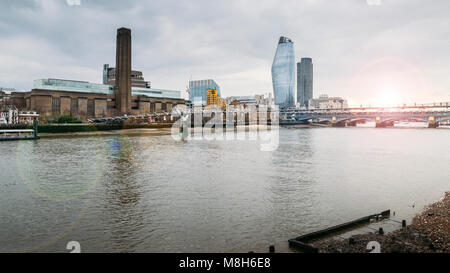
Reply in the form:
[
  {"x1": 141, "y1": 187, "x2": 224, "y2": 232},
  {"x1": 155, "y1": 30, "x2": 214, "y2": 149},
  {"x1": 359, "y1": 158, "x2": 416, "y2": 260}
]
[
  {"x1": 332, "y1": 122, "x2": 346, "y2": 128},
  {"x1": 428, "y1": 116, "x2": 438, "y2": 128},
  {"x1": 331, "y1": 117, "x2": 346, "y2": 127},
  {"x1": 346, "y1": 120, "x2": 358, "y2": 127}
]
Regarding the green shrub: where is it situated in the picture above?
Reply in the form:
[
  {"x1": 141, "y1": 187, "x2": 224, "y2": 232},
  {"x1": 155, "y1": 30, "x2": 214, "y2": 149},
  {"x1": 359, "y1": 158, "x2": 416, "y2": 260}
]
[{"x1": 56, "y1": 115, "x2": 83, "y2": 124}]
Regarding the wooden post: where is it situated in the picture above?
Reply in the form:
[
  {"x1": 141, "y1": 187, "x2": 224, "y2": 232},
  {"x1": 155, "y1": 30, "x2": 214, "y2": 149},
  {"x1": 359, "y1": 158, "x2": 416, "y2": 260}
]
[{"x1": 33, "y1": 116, "x2": 39, "y2": 139}]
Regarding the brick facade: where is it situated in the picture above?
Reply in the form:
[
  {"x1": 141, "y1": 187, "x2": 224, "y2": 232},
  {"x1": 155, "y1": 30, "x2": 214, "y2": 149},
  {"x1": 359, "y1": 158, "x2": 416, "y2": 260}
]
[{"x1": 11, "y1": 89, "x2": 184, "y2": 120}]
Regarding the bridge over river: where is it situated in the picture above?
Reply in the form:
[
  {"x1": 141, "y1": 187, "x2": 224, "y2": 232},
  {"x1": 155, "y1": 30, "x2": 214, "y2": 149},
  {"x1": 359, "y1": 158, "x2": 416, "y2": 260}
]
[{"x1": 279, "y1": 102, "x2": 450, "y2": 128}]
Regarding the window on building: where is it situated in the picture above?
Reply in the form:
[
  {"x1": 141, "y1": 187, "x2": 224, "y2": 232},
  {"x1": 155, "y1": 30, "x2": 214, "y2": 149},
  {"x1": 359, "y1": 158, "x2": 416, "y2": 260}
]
[
  {"x1": 150, "y1": 103, "x2": 155, "y2": 113},
  {"x1": 70, "y1": 98, "x2": 78, "y2": 114},
  {"x1": 161, "y1": 103, "x2": 167, "y2": 111},
  {"x1": 52, "y1": 98, "x2": 60, "y2": 114},
  {"x1": 87, "y1": 99, "x2": 95, "y2": 116}
]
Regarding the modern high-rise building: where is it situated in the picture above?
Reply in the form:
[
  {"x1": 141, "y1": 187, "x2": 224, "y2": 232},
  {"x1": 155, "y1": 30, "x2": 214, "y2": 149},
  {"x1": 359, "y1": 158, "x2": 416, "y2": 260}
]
[
  {"x1": 297, "y1": 57, "x2": 313, "y2": 108},
  {"x1": 189, "y1": 79, "x2": 221, "y2": 105},
  {"x1": 271, "y1": 36, "x2": 295, "y2": 108}
]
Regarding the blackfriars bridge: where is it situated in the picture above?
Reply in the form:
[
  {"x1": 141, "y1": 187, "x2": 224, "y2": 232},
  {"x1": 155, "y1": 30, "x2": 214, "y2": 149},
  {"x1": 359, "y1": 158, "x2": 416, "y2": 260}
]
[
  {"x1": 279, "y1": 102, "x2": 450, "y2": 128},
  {"x1": 172, "y1": 102, "x2": 450, "y2": 128}
]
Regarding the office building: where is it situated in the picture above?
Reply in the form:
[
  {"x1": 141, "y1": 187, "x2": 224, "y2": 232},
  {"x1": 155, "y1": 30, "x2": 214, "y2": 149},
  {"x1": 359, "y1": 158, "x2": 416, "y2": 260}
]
[
  {"x1": 271, "y1": 36, "x2": 295, "y2": 108},
  {"x1": 206, "y1": 89, "x2": 226, "y2": 109},
  {"x1": 189, "y1": 79, "x2": 221, "y2": 105},
  {"x1": 297, "y1": 58, "x2": 313, "y2": 108}
]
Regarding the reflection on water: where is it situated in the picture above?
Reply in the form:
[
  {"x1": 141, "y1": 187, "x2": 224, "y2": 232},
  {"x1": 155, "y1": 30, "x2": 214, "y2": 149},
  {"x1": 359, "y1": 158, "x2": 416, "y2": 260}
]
[{"x1": 0, "y1": 128, "x2": 449, "y2": 252}]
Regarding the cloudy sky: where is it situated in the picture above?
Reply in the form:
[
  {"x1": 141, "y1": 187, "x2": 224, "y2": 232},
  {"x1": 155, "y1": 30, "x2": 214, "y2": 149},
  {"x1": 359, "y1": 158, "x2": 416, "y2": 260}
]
[{"x1": 0, "y1": 0, "x2": 449, "y2": 106}]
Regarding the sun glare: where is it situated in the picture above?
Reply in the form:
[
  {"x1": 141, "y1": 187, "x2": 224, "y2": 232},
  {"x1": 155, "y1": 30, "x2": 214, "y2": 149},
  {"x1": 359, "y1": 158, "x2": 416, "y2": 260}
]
[
  {"x1": 349, "y1": 57, "x2": 429, "y2": 107},
  {"x1": 378, "y1": 87, "x2": 400, "y2": 106}
]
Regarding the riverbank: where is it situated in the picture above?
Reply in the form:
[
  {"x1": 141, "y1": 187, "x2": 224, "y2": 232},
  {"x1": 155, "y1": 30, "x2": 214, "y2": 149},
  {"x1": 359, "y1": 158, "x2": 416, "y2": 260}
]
[
  {"x1": 313, "y1": 192, "x2": 449, "y2": 253},
  {"x1": 0, "y1": 123, "x2": 174, "y2": 134},
  {"x1": 38, "y1": 127, "x2": 173, "y2": 138},
  {"x1": 37, "y1": 124, "x2": 281, "y2": 138}
]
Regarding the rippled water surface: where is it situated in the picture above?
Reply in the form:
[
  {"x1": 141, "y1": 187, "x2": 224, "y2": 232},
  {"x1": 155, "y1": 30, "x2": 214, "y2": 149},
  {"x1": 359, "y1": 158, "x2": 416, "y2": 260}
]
[{"x1": 0, "y1": 128, "x2": 449, "y2": 252}]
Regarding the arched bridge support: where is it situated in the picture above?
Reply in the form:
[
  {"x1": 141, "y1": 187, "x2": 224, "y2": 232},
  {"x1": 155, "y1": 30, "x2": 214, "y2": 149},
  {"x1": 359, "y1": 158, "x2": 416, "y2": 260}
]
[
  {"x1": 346, "y1": 119, "x2": 366, "y2": 127},
  {"x1": 375, "y1": 117, "x2": 395, "y2": 128}
]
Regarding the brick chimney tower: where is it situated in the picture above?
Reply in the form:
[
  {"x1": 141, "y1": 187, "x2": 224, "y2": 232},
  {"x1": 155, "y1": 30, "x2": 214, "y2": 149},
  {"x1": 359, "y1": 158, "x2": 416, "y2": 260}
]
[{"x1": 115, "y1": 27, "x2": 132, "y2": 114}]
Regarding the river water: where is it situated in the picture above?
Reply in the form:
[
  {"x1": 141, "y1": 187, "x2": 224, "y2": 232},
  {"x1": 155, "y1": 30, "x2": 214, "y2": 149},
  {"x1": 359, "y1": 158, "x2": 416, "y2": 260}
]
[{"x1": 0, "y1": 127, "x2": 449, "y2": 252}]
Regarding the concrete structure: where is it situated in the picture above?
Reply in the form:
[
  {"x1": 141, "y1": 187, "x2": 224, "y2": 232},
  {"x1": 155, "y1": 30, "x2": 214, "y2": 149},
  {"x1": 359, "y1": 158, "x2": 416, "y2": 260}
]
[
  {"x1": 189, "y1": 79, "x2": 221, "y2": 105},
  {"x1": 8, "y1": 28, "x2": 185, "y2": 120},
  {"x1": 308, "y1": 94, "x2": 348, "y2": 109},
  {"x1": 272, "y1": 37, "x2": 295, "y2": 108},
  {"x1": 297, "y1": 58, "x2": 313, "y2": 108}
]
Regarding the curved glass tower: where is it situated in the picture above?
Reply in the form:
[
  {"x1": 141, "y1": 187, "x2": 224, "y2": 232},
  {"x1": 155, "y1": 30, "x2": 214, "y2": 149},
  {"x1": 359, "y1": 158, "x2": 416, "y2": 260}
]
[{"x1": 271, "y1": 37, "x2": 295, "y2": 108}]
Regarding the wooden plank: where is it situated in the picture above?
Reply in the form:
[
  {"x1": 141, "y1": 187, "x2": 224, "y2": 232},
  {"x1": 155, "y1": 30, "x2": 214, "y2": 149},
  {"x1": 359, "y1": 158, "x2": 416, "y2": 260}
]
[
  {"x1": 289, "y1": 210, "x2": 390, "y2": 252},
  {"x1": 288, "y1": 239, "x2": 319, "y2": 253}
]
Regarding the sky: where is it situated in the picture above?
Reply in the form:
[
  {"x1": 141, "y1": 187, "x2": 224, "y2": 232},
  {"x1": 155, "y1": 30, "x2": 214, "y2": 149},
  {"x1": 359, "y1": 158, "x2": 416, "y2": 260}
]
[{"x1": 0, "y1": 0, "x2": 449, "y2": 106}]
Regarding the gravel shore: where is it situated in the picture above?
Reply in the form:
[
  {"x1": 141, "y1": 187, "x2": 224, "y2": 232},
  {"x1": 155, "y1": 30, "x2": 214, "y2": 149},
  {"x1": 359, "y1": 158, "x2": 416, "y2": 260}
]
[{"x1": 313, "y1": 192, "x2": 449, "y2": 253}]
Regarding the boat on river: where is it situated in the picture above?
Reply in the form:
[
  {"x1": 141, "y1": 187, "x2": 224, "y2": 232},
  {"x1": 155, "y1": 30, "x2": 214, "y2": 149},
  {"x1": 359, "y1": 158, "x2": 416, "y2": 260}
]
[{"x1": 0, "y1": 129, "x2": 39, "y2": 141}]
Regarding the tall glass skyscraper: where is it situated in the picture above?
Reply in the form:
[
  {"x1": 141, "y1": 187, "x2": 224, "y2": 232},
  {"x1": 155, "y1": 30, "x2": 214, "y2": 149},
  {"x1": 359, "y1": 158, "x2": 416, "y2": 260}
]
[
  {"x1": 297, "y1": 58, "x2": 313, "y2": 108},
  {"x1": 189, "y1": 79, "x2": 221, "y2": 105},
  {"x1": 271, "y1": 36, "x2": 295, "y2": 108}
]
